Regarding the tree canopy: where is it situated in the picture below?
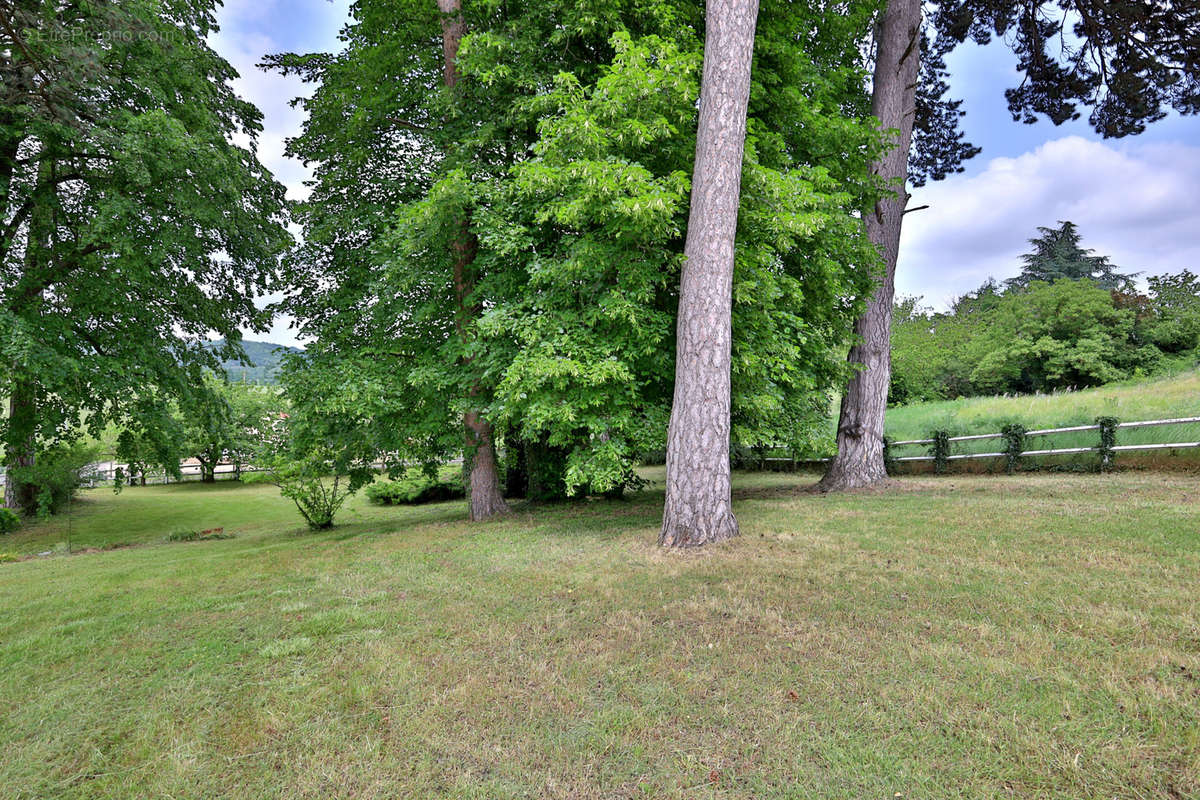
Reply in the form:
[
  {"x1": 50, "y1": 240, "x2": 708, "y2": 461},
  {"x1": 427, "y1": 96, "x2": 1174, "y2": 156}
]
[
  {"x1": 271, "y1": 0, "x2": 883, "y2": 502},
  {"x1": 932, "y1": 0, "x2": 1200, "y2": 138},
  {"x1": 1, "y1": 0, "x2": 290, "y2": 510}
]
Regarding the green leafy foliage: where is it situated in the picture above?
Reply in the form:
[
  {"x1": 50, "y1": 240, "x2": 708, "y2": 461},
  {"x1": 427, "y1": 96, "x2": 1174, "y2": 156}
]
[
  {"x1": 114, "y1": 393, "x2": 187, "y2": 488},
  {"x1": 1146, "y1": 270, "x2": 1200, "y2": 354},
  {"x1": 365, "y1": 470, "x2": 464, "y2": 506},
  {"x1": 1004, "y1": 221, "x2": 1136, "y2": 291},
  {"x1": 1, "y1": 0, "x2": 290, "y2": 493},
  {"x1": 1096, "y1": 416, "x2": 1119, "y2": 472},
  {"x1": 0, "y1": 508, "x2": 19, "y2": 534},
  {"x1": 270, "y1": 0, "x2": 882, "y2": 501},
  {"x1": 891, "y1": 271, "x2": 1189, "y2": 403},
  {"x1": 176, "y1": 377, "x2": 283, "y2": 483},
  {"x1": 11, "y1": 441, "x2": 98, "y2": 519},
  {"x1": 245, "y1": 459, "x2": 356, "y2": 531},
  {"x1": 1000, "y1": 423, "x2": 1027, "y2": 474},
  {"x1": 968, "y1": 280, "x2": 1158, "y2": 394},
  {"x1": 244, "y1": 358, "x2": 382, "y2": 530},
  {"x1": 930, "y1": 430, "x2": 952, "y2": 474}
]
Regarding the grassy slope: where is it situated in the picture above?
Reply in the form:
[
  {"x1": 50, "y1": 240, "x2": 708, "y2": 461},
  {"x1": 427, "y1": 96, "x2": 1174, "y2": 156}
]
[
  {"x1": 2, "y1": 469, "x2": 1198, "y2": 799},
  {"x1": 0, "y1": 481, "x2": 422, "y2": 555},
  {"x1": 885, "y1": 369, "x2": 1200, "y2": 440}
]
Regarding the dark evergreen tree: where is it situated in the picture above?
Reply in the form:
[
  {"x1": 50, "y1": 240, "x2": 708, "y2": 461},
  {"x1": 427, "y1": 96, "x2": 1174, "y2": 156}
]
[
  {"x1": 933, "y1": 1, "x2": 1200, "y2": 138},
  {"x1": 1006, "y1": 221, "x2": 1136, "y2": 291}
]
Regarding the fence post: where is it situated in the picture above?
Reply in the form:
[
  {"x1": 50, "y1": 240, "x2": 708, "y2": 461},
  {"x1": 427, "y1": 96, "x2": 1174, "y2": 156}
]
[
  {"x1": 929, "y1": 430, "x2": 951, "y2": 475},
  {"x1": 1096, "y1": 416, "x2": 1119, "y2": 472},
  {"x1": 1001, "y1": 424, "x2": 1027, "y2": 475}
]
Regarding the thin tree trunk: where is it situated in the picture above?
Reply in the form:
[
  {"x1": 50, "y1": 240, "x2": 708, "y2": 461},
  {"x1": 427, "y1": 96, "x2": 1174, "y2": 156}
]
[
  {"x1": 817, "y1": 0, "x2": 922, "y2": 492},
  {"x1": 3, "y1": 376, "x2": 37, "y2": 513},
  {"x1": 438, "y1": 0, "x2": 509, "y2": 520},
  {"x1": 660, "y1": 0, "x2": 759, "y2": 548}
]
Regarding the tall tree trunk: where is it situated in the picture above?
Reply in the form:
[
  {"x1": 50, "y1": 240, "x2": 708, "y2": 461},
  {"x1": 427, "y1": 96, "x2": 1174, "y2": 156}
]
[
  {"x1": 3, "y1": 376, "x2": 37, "y2": 513},
  {"x1": 817, "y1": 0, "x2": 922, "y2": 492},
  {"x1": 3, "y1": 153, "x2": 49, "y2": 514},
  {"x1": 438, "y1": 0, "x2": 509, "y2": 520},
  {"x1": 660, "y1": 0, "x2": 759, "y2": 548}
]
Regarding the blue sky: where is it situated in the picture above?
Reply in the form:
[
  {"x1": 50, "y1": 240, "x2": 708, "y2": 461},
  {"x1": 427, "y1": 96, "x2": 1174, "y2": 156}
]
[{"x1": 210, "y1": 2, "x2": 1200, "y2": 345}]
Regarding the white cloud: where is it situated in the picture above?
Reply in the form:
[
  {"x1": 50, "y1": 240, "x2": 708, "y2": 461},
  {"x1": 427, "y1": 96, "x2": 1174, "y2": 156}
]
[
  {"x1": 207, "y1": 2, "x2": 353, "y2": 347},
  {"x1": 898, "y1": 136, "x2": 1200, "y2": 308}
]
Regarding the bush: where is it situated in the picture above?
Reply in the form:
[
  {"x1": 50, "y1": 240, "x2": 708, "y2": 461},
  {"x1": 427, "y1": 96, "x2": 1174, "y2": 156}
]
[
  {"x1": 165, "y1": 527, "x2": 235, "y2": 543},
  {"x1": 366, "y1": 469, "x2": 464, "y2": 506},
  {"x1": 0, "y1": 552, "x2": 18, "y2": 564},
  {"x1": 246, "y1": 460, "x2": 359, "y2": 530},
  {"x1": 0, "y1": 508, "x2": 19, "y2": 534},
  {"x1": 11, "y1": 442, "x2": 98, "y2": 519}
]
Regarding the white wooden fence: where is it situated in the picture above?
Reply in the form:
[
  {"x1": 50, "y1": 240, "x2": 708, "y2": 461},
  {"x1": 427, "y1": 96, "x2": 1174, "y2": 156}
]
[
  {"x1": 746, "y1": 415, "x2": 1200, "y2": 470},
  {"x1": 888, "y1": 416, "x2": 1200, "y2": 463}
]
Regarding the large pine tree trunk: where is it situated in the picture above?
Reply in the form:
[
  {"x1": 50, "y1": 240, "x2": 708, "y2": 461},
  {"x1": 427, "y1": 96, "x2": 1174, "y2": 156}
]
[
  {"x1": 660, "y1": 0, "x2": 759, "y2": 548},
  {"x1": 3, "y1": 376, "x2": 37, "y2": 513},
  {"x1": 817, "y1": 0, "x2": 922, "y2": 492},
  {"x1": 438, "y1": 0, "x2": 509, "y2": 520}
]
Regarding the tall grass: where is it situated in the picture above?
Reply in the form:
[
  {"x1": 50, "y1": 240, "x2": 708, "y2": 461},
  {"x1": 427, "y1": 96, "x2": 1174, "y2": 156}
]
[{"x1": 885, "y1": 369, "x2": 1200, "y2": 441}]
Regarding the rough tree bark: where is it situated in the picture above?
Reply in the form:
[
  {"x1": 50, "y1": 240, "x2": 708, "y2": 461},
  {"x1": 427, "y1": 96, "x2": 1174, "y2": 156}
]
[
  {"x1": 660, "y1": 0, "x2": 759, "y2": 548},
  {"x1": 817, "y1": 0, "x2": 922, "y2": 492},
  {"x1": 438, "y1": 0, "x2": 508, "y2": 520},
  {"x1": 3, "y1": 377, "x2": 37, "y2": 513},
  {"x1": 2, "y1": 153, "x2": 46, "y2": 514}
]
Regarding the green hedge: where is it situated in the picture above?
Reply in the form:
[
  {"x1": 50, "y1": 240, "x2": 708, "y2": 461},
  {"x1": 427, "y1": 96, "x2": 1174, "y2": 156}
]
[{"x1": 365, "y1": 470, "x2": 465, "y2": 506}]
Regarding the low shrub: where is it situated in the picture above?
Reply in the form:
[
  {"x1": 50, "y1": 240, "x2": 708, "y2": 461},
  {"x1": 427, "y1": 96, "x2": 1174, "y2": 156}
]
[
  {"x1": 165, "y1": 527, "x2": 235, "y2": 543},
  {"x1": 0, "y1": 552, "x2": 18, "y2": 563},
  {"x1": 366, "y1": 470, "x2": 464, "y2": 506},
  {"x1": 11, "y1": 442, "x2": 99, "y2": 519},
  {"x1": 0, "y1": 507, "x2": 19, "y2": 534}
]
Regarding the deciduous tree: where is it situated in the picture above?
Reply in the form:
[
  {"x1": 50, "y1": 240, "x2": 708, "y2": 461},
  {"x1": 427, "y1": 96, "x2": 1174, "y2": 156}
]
[{"x1": 1, "y1": 0, "x2": 289, "y2": 511}]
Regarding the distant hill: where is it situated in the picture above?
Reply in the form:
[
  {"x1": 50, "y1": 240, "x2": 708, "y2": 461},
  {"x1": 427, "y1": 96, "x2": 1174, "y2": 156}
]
[{"x1": 207, "y1": 339, "x2": 302, "y2": 384}]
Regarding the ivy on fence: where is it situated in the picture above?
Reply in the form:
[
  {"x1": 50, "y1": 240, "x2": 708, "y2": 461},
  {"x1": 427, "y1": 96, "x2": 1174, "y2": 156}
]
[
  {"x1": 882, "y1": 435, "x2": 896, "y2": 476},
  {"x1": 929, "y1": 430, "x2": 951, "y2": 474},
  {"x1": 1001, "y1": 424, "x2": 1027, "y2": 475},
  {"x1": 1096, "y1": 416, "x2": 1119, "y2": 472}
]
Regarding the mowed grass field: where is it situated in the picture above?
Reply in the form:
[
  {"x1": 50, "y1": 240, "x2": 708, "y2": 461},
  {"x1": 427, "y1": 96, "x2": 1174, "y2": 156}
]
[
  {"x1": 1, "y1": 469, "x2": 1198, "y2": 798},
  {"x1": 0, "y1": 479, "x2": 424, "y2": 555}
]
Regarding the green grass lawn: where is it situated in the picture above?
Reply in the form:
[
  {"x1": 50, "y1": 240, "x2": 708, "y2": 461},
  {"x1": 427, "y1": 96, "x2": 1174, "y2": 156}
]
[
  {"x1": 0, "y1": 479, "x2": 427, "y2": 556},
  {"x1": 1, "y1": 469, "x2": 1198, "y2": 798}
]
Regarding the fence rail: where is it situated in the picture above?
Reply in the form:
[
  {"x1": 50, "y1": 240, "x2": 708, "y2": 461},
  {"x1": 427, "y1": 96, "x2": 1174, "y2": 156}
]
[
  {"x1": 888, "y1": 415, "x2": 1200, "y2": 467},
  {"x1": 891, "y1": 416, "x2": 1200, "y2": 448}
]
